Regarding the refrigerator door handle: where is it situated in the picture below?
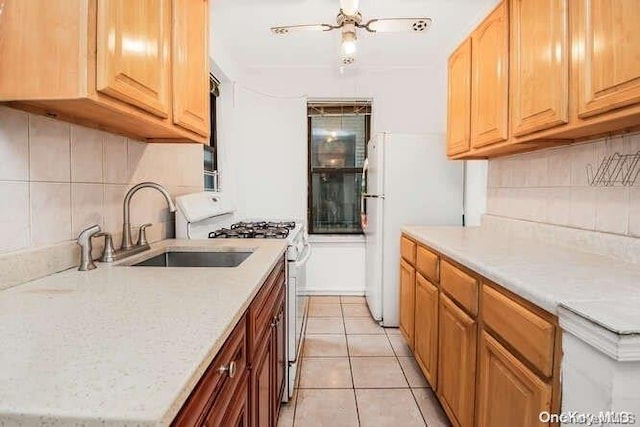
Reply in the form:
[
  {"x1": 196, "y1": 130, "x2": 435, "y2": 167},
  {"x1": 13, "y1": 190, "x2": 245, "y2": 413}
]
[{"x1": 360, "y1": 158, "x2": 369, "y2": 230}]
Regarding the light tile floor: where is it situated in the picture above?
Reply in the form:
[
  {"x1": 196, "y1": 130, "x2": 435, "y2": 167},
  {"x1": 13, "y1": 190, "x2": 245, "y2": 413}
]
[{"x1": 277, "y1": 296, "x2": 451, "y2": 427}]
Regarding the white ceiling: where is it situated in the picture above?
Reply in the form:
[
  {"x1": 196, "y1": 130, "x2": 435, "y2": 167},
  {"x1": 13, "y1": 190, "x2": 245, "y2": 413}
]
[{"x1": 212, "y1": 0, "x2": 499, "y2": 69}]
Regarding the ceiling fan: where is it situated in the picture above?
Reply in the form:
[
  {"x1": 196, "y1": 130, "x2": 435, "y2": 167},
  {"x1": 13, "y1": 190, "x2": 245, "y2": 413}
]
[{"x1": 270, "y1": 0, "x2": 432, "y2": 65}]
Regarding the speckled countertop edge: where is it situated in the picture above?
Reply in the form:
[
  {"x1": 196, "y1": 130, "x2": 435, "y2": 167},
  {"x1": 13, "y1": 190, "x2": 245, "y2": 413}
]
[
  {"x1": 401, "y1": 226, "x2": 640, "y2": 336},
  {"x1": 0, "y1": 239, "x2": 288, "y2": 426}
]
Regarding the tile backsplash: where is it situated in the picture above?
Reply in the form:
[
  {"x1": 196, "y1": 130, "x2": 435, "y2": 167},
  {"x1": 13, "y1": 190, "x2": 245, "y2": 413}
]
[
  {"x1": 487, "y1": 132, "x2": 640, "y2": 237},
  {"x1": 0, "y1": 106, "x2": 204, "y2": 280}
]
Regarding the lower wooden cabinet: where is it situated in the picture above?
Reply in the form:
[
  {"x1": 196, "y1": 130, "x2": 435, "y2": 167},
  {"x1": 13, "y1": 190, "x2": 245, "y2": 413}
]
[
  {"x1": 251, "y1": 325, "x2": 274, "y2": 427},
  {"x1": 214, "y1": 372, "x2": 250, "y2": 427},
  {"x1": 476, "y1": 332, "x2": 552, "y2": 427},
  {"x1": 437, "y1": 293, "x2": 477, "y2": 427},
  {"x1": 399, "y1": 259, "x2": 416, "y2": 348},
  {"x1": 172, "y1": 257, "x2": 286, "y2": 427},
  {"x1": 414, "y1": 273, "x2": 439, "y2": 388},
  {"x1": 399, "y1": 234, "x2": 562, "y2": 427}
]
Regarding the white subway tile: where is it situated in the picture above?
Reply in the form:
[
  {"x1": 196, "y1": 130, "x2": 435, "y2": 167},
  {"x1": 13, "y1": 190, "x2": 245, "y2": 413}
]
[
  {"x1": 129, "y1": 187, "x2": 173, "y2": 226},
  {"x1": 103, "y1": 134, "x2": 128, "y2": 184},
  {"x1": 103, "y1": 184, "x2": 128, "y2": 236},
  {"x1": 547, "y1": 147, "x2": 572, "y2": 187},
  {"x1": 570, "y1": 142, "x2": 596, "y2": 187},
  {"x1": 0, "y1": 107, "x2": 29, "y2": 181},
  {"x1": 71, "y1": 183, "x2": 104, "y2": 237},
  {"x1": 523, "y1": 188, "x2": 548, "y2": 222},
  {"x1": 0, "y1": 182, "x2": 30, "y2": 252},
  {"x1": 526, "y1": 153, "x2": 549, "y2": 187},
  {"x1": 595, "y1": 187, "x2": 629, "y2": 235},
  {"x1": 127, "y1": 139, "x2": 149, "y2": 184},
  {"x1": 510, "y1": 157, "x2": 528, "y2": 188},
  {"x1": 71, "y1": 126, "x2": 104, "y2": 183},
  {"x1": 487, "y1": 160, "x2": 501, "y2": 188},
  {"x1": 569, "y1": 187, "x2": 597, "y2": 230},
  {"x1": 546, "y1": 187, "x2": 571, "y2": 226},
  {"x1": 176, "y1": 144, "x2": 204, "y2": 187},
  {"x1": 30, "y1": 182, "x2": 71, "y2": 245},
  {"x1": 629, "y1": 187, "x2": 640, "y2": 237},
  {"x1": 29, "y1": 115, "x2": 71, "y2": 182}
]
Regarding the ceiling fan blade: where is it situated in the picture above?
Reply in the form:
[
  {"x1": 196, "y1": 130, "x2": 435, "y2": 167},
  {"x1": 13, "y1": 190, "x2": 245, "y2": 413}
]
[
  {"x1": 362, "y1": 18, "x2": 432, "y2": 33},
  {"x1": 340, "y1": 0, "x2": 360, "y2": 16},
  {"x1": 271, "y1": 24, "x2": 337, "y2": 35}
]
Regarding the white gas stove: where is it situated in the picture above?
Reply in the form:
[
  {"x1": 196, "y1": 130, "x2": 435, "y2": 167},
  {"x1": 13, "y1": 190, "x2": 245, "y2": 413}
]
[{"x1": 174, "y1": 192, "x2": 309, "y2": 401}]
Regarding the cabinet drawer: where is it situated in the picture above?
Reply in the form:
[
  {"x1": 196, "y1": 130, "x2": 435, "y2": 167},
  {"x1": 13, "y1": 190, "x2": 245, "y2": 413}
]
[
  {"x1": 416, "y1": 245, "x2": 439, "y2": 283},
  {"x1": 482, "y1": 284, "x2": 555, "y2": 377},
  {"x1": 440, "y1": 260, "x2": 479, "y2": 316},
  {"x1": 248, "y1": 259, "x2": 285, "y2": 359},
  {"x1": 173, "y1": 315, "x2": 247, "y2": 426},
  {"x1": 204, "y1": 371, "x2": 249, "y2": 427},
  {"x1": 401, "y1": 236, "x2": 416, "y2": 265}
]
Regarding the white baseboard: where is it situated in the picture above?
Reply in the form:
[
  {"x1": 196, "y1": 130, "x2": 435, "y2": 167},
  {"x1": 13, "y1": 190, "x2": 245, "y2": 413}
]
[{"x1": 301, "y1": 289, "x2": 365, "y2": 296}]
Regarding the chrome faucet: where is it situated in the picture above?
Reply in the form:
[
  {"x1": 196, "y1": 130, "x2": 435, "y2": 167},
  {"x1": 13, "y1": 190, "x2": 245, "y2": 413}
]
[
  {"x1": 77, "y1": 224, "x2": 101, "y2": 271},
  {"x1": 116, "y1": 182, "x2": 176, "y2": 258}
]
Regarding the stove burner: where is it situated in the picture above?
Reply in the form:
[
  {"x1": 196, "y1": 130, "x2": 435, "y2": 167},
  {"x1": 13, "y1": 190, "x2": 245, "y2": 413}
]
[{"x1": 209, "y1": 221, "x2": 296, "y2": 239}]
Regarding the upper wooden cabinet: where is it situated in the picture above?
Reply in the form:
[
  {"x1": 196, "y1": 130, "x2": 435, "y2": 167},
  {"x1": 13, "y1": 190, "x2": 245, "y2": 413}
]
[
  {"x1": 96, "y1": 0, "x2": 172, "y2": 118},
  {"x1": 0, "y1": 0, "x2": 208, "y2": 144},
  {"x1": 471, "y1": 1, "x2": 509, "y2": 148},
  {"x1": 510, "y1": 0, "x2": 569, "y2": 137},
  {"x1": 575, "y1": 0, "x2": 640, "y2": 119},
  {"x1": 448, "y1": 0, "x2": 640, "y2": 159},
  {"x1": 172, "y1": 0, "x2": 210, "y2": 136},
  {"x1": 447, "y1": 38, "x2": 472, "y2": 156}
]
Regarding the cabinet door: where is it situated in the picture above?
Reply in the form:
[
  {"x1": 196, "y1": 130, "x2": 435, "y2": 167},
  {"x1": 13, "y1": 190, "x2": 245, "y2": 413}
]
[
  {"x1": 414, "y1": 273, "x2": 439, "y2": 388},
  {"x1": 476, "y1": 332, "x2": 552, "y2": 427},
  {"x1": 273, "y1": 295, "x2": 287, "y2": 417},
  {"x1": 96, "y1": 0, "x2": 171, "y2": 118},
  {"x1": 219, "y1": 373, "x2": 250, "y2": 427},
  {"x1": 447, "y1": 38, "x2": 472, "y2": 155},
  {"x1": 172, "y1": 0, "x2": 210, "y2": 136},
  {"x1": 251, "y1": 331, "x2": 273, "y2": 427},
  {"x1": 575, "y1": 0, "x2": 640, "y2": 118},
  {"x1": 399, "y1": 259, "x2": 416, "y2": 348},
  {"x1": 437, "y1": 294, "x2": 477, "y2": 427},
  {"x1": 471, "y1": 1, "x2": 509, "y2": 148},
  {"x1": 510, "y1": 0, "x2": 568, "y2": 136}
]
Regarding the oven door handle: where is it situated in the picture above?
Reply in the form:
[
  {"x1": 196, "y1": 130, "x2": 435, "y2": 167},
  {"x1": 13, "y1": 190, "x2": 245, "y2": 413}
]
[{"x1": 295, "y1": 242, "x2": 312, "y2": 267}]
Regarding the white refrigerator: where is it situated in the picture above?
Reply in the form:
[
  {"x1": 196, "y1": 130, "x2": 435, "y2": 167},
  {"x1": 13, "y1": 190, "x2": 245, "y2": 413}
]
[{"x1": 361, "y1": 133, "x2": 464, "y2": 327}]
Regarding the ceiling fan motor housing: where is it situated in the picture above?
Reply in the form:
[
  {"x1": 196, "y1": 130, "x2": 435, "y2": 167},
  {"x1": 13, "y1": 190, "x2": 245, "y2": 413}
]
[{"x1": 336, "y1": 10, "x2": 363, "y2": 26}]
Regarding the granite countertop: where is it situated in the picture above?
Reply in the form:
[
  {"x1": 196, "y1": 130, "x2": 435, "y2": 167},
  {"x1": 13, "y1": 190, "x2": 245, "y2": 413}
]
[
  {"x1": 402, "y1": 226, "x2": 640, "y2": 336},
  {"x1": 0, "y1": 239, "x2": 287, "y2": 426}
]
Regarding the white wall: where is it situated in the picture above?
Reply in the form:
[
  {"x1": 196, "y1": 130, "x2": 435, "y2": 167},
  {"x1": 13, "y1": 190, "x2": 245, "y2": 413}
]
[
  {"x1": 211, "y1": 32, "x2": 488, "y2": 295},
  {"x1": 213, "y1": 66, "x2": 486, "y2": 294}
]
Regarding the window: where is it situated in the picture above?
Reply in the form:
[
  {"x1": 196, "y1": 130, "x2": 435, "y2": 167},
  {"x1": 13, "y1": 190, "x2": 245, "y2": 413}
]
[
  {"x1": 307, "y1": 101, "x2": 372, "y2": 234},
  {"x1": 204, "y1": 75, "x2": 219, "y2": 191}
]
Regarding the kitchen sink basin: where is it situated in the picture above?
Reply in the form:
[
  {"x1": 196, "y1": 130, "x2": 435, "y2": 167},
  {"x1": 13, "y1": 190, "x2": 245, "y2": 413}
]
[{"x1": 132, "y1": 251, "x2": 252, "y2": 268}]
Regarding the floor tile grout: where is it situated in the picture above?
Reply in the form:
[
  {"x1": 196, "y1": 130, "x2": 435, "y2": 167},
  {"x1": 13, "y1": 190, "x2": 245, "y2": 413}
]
[
  {"x1": 340, "y1": 302, "x2": 362, "y2": 426},
  {"x1": 293, "y1": 296, "x2": 439, "y2": 427}
]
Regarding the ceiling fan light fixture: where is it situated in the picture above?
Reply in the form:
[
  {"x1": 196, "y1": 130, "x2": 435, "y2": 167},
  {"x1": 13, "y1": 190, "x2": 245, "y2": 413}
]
[{"x1": 341, "y1": 28, "x2": 357, "y2": 57}]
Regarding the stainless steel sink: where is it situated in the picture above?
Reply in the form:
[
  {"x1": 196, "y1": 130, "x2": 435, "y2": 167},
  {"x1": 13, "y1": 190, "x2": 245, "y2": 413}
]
[{"x1": 131, "y1": 251, "x2": 252, "y2": 267}]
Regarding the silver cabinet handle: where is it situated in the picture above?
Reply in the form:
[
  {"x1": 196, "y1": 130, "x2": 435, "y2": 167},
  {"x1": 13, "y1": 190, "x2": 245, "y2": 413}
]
[{"x1": 218, "y1": 360, "x2": 237, "y2": 378}]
